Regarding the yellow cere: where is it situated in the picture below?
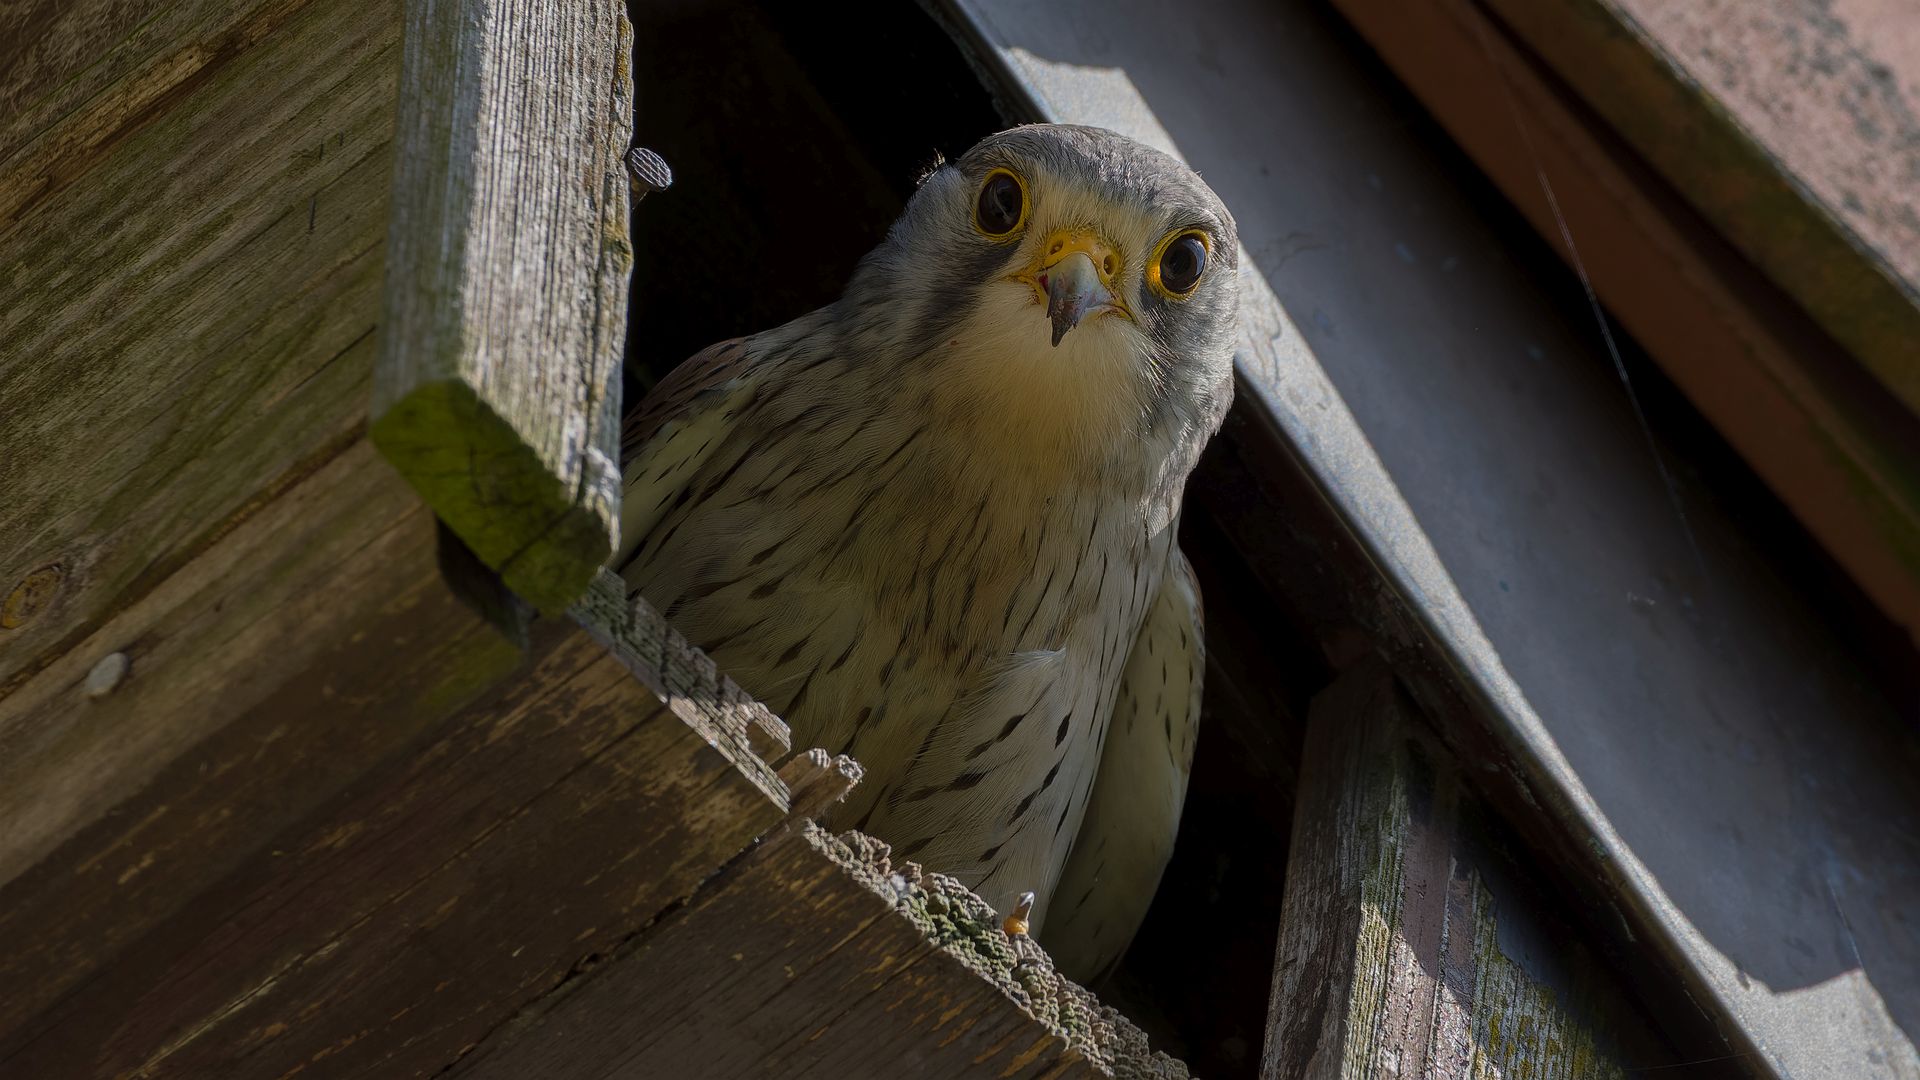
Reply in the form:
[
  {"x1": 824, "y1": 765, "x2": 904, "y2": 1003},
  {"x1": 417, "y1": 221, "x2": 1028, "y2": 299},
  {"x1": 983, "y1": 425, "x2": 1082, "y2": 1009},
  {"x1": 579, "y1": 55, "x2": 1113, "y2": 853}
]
[{"x1": 1012, "y1": 228, "x2": 1134, "y2": 320}]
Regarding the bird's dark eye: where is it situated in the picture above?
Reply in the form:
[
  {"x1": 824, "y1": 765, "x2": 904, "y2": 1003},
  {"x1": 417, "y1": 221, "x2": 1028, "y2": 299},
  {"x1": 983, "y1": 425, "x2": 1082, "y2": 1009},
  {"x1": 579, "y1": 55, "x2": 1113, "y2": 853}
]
[
  {"x1": 975, "y1": 170, "x2": 1026, "y2": 237},
  {"x1": 1155, "y1": 232, "x2": 1208, "y2": 296}
]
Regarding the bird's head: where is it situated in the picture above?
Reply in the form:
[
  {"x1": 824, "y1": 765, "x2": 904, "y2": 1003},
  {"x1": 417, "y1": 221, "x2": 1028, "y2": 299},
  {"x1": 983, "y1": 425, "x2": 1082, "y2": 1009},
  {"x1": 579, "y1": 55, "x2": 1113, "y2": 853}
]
[{"x1": 843, "y1": 125, "x2": 1239, "y2": 470}]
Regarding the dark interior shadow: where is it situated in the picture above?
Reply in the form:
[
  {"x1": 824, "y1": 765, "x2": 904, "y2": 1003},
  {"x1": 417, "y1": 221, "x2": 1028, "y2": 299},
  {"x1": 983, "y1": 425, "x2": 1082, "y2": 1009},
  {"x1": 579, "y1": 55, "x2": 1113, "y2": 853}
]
[{"x1": 625, "y1": 1, "x2": 1000, "y2": 386}]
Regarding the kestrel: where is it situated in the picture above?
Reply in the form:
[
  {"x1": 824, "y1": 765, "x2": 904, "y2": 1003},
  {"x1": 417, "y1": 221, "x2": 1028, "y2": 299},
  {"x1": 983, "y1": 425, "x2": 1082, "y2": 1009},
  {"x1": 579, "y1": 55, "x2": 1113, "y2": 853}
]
[{"x1": 616, "y1": 124, "x2": 1237, "y2": 982}]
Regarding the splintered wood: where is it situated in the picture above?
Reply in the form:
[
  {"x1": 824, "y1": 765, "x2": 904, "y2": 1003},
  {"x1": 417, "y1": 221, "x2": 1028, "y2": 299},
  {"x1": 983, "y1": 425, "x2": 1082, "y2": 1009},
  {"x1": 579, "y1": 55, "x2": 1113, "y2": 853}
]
[
  {"x1": 574, "y1": 568, "x2": 792, "y2": 775},
  {"x1": 1263, "y1": 663, "x2": 1634, "y2": 1080}
]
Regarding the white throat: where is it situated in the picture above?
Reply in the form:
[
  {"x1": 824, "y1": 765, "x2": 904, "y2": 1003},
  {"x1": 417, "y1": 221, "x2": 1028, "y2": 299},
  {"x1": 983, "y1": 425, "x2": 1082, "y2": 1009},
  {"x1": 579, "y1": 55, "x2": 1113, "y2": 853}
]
[{"x1": 923, "y1": 278, "x2": 1160, "y2": 482}]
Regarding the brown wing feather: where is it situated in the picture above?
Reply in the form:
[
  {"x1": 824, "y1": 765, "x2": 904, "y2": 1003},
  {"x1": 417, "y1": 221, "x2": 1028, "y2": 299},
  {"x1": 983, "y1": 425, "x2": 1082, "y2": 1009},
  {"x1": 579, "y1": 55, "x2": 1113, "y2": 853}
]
[
  {"x1": 619, "y1": 337, "x2": 752, "y2": 470},
  {"x1": 1040, "y1": 545, "x2": 1205, "y2": 982},
  {"x1": 616, "y1": 336, "x2": 766, "y2": 570}
]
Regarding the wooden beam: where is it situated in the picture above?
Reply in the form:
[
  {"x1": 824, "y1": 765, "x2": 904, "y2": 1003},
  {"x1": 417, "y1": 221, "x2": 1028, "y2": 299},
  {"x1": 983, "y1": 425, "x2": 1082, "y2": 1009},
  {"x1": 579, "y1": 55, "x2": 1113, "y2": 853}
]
[
  {"x1": 374, "y1": 0, "x2": 635, "y2": 614},
  {"x1": 444, "y1": 819, "x2": 1190, "y2": 1080},
  {"x1": 0, "y1": 536, "x2": 1188, "y2": 1076},
  {"x1": 1263, "y1": 662, "x2": 1650, "y2": 1079},
  {"x1": 1481, "y1": 0, "x2": 1920, "y2": 418},
  {"x1": 0, "y1": 0, "x2": 399, "y2": 693},
  {"x1": 0, "y1": 440, "x2": 524, "y2": 1049},
  {"x1": 0, "y1": 0, "x2": 322, "y2": 202},
  {"x1": 1328, "y1": 0, "x2": 1920, "y2": 644},
  {"x1": 0, "y1": 536, "x2": 787, "y2": 1076}
]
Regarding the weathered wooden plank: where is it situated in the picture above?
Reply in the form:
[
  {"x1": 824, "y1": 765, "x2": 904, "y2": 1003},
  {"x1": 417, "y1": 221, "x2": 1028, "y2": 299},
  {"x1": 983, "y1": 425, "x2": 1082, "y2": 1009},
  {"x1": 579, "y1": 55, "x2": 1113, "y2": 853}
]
[
  {"x1": 1328, "y1": 0, "x2": 1920, "y2": 645},
  {"x1": 373, "y1": 0, "x2": 634, "y2": 614},
  {"x1": 0, "y1": 0, "x2": 399, "y2": 692},
  {"x1": 1481, "y1": 0, "x2": 1920, "y2": 417},
  {"x1": 0, "y1": 0, "x2": 324, "y2": 224},
  {"x1": 0, "y1": 536, "x2": 790, "y2": 1076},
  {"x1": 1262, "y1": 662, "x2": 1646, "y2": 1079},
  {"x1": 0, "y1": 440, "x2": 522, "y2": 1048},
  {"x1": 445, "y1": 822, "x2": 1188, "y2": 1080}
]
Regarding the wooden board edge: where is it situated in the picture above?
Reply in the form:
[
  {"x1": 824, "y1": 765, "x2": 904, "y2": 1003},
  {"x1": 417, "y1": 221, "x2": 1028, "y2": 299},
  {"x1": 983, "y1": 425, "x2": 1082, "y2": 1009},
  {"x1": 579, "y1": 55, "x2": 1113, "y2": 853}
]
[
  {"x1": 811, "y1": 824, "x2": 1192, "y2": 1078},
  {"x1": 1478, "y1": 0, "x2": 1920, "y2": 415},
  {"x1": 1328, "y1": 0, "x2": 1920, "y2": 645},
  {"x1": 569, "y1": 568, "x2": 792, "y2": 802},
  {"x1": 373, "y1": 0, "x2": 634, "y2": 616},
  {"x1": 370, "y1": 378, "x2": 613, "y2": 614}
]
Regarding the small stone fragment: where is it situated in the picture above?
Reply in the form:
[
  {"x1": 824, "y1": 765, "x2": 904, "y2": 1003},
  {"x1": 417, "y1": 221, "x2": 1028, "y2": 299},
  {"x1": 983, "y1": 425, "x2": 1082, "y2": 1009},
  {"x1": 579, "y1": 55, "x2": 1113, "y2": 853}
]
[{"x1": 85, "y1": 651, "x2": 130, "y2": 698}]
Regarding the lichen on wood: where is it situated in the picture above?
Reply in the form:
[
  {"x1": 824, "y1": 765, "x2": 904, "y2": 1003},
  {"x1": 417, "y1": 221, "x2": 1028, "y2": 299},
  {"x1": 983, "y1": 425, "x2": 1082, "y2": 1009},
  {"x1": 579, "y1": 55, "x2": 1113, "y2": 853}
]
[
  {"x1": 821, "y1": 827, "x2": 1191, "y2": 1079},
  {"x1": 1264, "y1": 663, "x2": 1635, "y2": 1079}
]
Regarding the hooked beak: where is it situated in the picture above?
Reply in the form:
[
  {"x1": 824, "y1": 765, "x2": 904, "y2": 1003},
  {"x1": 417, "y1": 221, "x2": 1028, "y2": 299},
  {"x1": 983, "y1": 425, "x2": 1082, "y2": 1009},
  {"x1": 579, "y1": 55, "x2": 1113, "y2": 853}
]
[{"x1": 1014, "y1": 231, "x2": 1130, "y2": 347}]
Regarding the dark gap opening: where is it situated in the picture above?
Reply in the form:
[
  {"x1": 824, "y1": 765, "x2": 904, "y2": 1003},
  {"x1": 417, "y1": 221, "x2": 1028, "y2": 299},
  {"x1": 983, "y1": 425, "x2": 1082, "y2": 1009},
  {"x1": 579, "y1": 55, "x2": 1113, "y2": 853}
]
[
  {"x1": 624, "y1": 0, "x2": 1001, "y2": 390},
  {"x1": 621, "y1": 3, "x2": 1321, "y2": 1074}
]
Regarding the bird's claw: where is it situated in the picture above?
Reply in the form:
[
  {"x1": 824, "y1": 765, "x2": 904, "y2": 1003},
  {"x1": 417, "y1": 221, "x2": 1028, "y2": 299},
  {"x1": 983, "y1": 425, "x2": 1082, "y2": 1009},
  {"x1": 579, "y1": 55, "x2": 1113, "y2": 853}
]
[{"x1": 1002, "y1": 890, "x2": 1036, "y2": 937}]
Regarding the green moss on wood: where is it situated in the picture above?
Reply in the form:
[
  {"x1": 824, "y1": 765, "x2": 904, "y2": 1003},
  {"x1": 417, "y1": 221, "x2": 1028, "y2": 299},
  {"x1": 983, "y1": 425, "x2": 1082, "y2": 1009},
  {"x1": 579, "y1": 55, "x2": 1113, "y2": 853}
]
[
  {"x1": 372, "y1": 379, "x2": 612, "y2": 615},
  {"x1": 1334, "y1": 716, "x2": 1629, "y2": 1079},
  {"x1": 1466, "y1": 878, "x2": 1626, "y2": 1080}
]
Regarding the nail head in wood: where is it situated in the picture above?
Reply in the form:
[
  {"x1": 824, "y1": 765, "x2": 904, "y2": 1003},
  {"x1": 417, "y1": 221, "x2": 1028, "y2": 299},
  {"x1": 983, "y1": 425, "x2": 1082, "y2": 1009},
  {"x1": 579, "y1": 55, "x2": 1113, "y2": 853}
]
[{"x1": 624, "y1": 147, "x2": 672, "y2": 200}]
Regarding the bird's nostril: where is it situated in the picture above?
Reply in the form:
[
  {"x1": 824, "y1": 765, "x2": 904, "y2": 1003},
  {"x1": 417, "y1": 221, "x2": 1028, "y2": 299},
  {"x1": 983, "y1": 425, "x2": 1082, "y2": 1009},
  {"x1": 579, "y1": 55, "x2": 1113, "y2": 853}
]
[
  {"x1": 1050, "y1": 241, "x2": 1063, "y2": 255},
  {"x1": 1103, "y1": 255, "x2": 1116, "y2": 276}
]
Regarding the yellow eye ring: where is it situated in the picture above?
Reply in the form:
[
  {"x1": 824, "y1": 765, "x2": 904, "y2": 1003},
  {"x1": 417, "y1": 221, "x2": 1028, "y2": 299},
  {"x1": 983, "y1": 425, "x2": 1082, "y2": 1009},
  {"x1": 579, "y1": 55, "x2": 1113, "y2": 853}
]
[
  {"x1": 973, "y1": 168, "x2": 1029, "y2": 238},
  {"x1": 1147, "y1": 229, "x2": 1211, "y2": 298}
]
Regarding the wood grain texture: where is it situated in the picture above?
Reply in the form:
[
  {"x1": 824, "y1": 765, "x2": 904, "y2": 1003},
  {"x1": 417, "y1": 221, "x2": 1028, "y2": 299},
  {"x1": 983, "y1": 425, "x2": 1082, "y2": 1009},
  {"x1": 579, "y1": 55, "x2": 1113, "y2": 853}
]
[
  {"x1": 1329, "y1": 0, "x2": 1920, "y2": 645},
  {"x1": 1262, "y1": 663, "x2": 1634, "y2": 1080},
  {"x1": 0, "y1": 0, "x2": 399, "y2": 693},
  {"x1": 374, "y1": 0, "x2": 635, "y2": 614},
  {"x1": 0, "y1": 516, "x2": 789, "y2": 1077},
  {"x1": 0, "y1": 441, "x2": 522, "y2": 1048},
  {"x1": 1481, "y1": 0, "x2": 1920, "y2": 416},
  {"x1": 0, "y1": 459, "x2": 1184, "y2": 1076},
  {"x1": 0, "y1": 0, "x2": 324, "y2": 226},
  {"x1": 444, "y1": 823, "x2": 1189, "y2": 1080}
]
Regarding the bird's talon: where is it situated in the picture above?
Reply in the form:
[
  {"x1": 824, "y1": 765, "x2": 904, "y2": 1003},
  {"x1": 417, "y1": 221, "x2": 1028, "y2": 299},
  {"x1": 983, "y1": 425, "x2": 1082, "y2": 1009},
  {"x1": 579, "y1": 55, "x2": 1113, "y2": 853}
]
[{"x1": 1002, "y1": 890, "x2": 1036, "y2": 938}]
